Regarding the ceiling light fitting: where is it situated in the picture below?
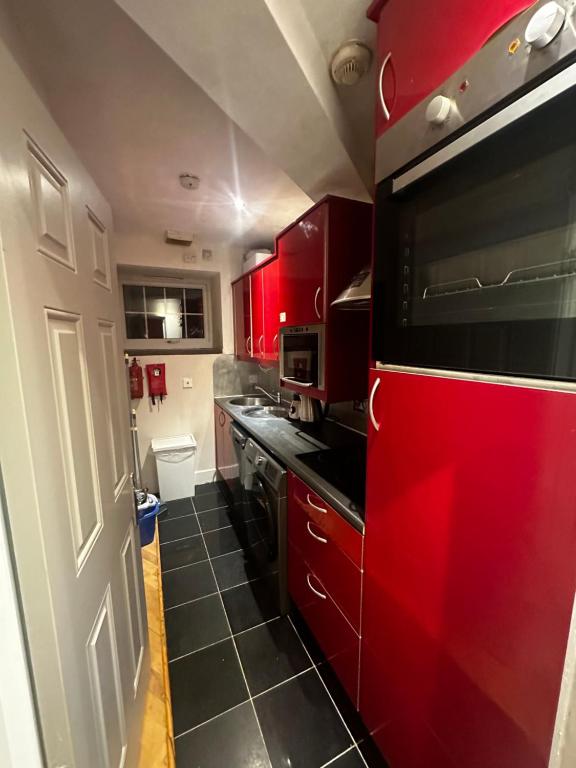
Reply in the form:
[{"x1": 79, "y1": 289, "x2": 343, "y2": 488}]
[
  {"x1": 330, "y1": 40, "x2": 372, "y2": 86},
  {"x1": 179, "y1": 173, "x2": 200, "y2": 190}
]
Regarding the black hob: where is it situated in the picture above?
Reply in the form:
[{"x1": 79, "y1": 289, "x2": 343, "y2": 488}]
[{"x1": 296, "y1": 443, "x2": 367, "y2": 514}]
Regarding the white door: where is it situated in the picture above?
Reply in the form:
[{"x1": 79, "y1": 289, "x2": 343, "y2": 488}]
[{"x1": 0, "y1": 31, "x2": 147, "y2": 768}]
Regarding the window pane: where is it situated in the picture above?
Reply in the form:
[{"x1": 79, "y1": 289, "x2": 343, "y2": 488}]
[
  {"x1": 165, "y1": 287, "x2": 185, "y2": 314},
  {"x1": 185, "y1": 288, "x2": 204, "y2": 314},
  {"x1": 185, "y1": 315, "x2": 205, "y2": 338},
  {"x1": 165, "y1": 314, "x2": 184, "y2": 339},
  {"x1": 147, "y1": 315, "x2": 166, "y2": 339},
  {"x1": 125, "y1": 313, "x2": 147, "y2": 338},
  {"x1": 123, "y1": 285, "x2": 144, "y2": 312},
  {"x1": 145, "y1": 286, "x2": 165, "y2": 316}
]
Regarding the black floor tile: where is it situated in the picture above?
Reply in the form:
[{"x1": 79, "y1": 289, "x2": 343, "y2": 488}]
[
  {"x1": 316, "y1": 661, "x2": 367, "y2": 744},
  {"x1": 193, "y1": 489, "x2": 229, "y2": 513},
  {"x1": 289, "y1": 608, "x2": 326, "y2": 665},
  {"x1": 175, "y1": 701, "x2": 271, "y2": 768},
  {"x1": 357, "y1": 737, "x2": 389, "y2": 768},
  {"x1": 235, "y1": 617, "x2": 312, "y2": 695},
  {"x1": 254, "y1": 669, "x2": 351, "y2": 768},
  {"x1": 158, "y1": 514, "x2": 200, "y2": 543},
  {"x1": 158, "y1": 497, "x2": 194, "y2": 521},
  {"x1": 169, "y1": 638, "x2": 249, "y2": 736},
  {"x1": 203, "y1": 525, "x2": 242, "y2": 558},
  {"x1": 197, "y1": 506, "x2": 234, "y2": 533},
  {"x1": 221, "y1": 574, "x2": 281, "y2": 634},
  {"x1": 160, "y1": 534, "x2": 207, "y2": 572},
  {"x1": 194, "y1": 481, "x2": 222, "y2": 496},
  {"x1": 329, "y1": 747, "x2": 367, "y2": 767},
  {"x1": 162, "y1": 560, "x2": 217, "y2": 609},
  {"x1": 165, "y1": 594, "x2": 230, "y2": 660},
  {"x1": 212, "y1": 540, "x2": 276, "y2": 591}
]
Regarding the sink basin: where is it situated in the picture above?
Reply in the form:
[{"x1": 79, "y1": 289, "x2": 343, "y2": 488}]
[
  {"x1": 229, "y1": 396, "x2": 272, "y2": 407},
  {"x1": 244, "y1": 406, "x2": 289, "y2": 419}
]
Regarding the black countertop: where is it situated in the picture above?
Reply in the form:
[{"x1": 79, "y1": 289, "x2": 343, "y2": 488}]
[{"x1": 216, "y1": 396, "x2": 366, "y2": 533}]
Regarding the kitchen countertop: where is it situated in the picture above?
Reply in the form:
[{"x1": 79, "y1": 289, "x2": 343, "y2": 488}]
[{"x1": 216, "y1": 396, "x2": 366, "y2": 533}]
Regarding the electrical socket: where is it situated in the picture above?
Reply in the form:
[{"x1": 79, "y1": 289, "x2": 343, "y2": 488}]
[{"x1": 182, "y1": 377, "x2": 193, "y2": 388}]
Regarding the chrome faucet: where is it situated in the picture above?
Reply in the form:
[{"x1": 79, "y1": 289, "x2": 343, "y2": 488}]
[{"x1": 254, "y1": 385, "x2": 281, "y2": 404}]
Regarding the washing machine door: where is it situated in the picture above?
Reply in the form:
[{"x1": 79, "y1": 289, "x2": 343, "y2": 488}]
[{"x1": 246, "y1": 473, "x2": 278, "y2": 562}]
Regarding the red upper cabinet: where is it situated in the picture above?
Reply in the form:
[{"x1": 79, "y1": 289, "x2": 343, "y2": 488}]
[
  {"x1": 262, "y1": 257, "x2": 279, "y2": 361},
  {"x1": 278, "y1": 196, "x2": 373, "y2": 329},
  {"x1": 278, "y1": 203, "x2": 326, "y2": 327},
  {"x1": 232, "y1": 275, "x2": 251, "y2": 360},
  {"x1": 250, "y1": 268, "x2": 265, "y2": 359},
  {"x1": 369, "y1": 0, "x2": 536, "y2": 138},
  {"x1": 361, "y1": 368, "x2": 576, "y2": 767}
]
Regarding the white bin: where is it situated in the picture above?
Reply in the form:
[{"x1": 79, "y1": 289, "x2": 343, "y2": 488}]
[{"x1": 151, "y1": 434, "x2": 197, "y2": 502}]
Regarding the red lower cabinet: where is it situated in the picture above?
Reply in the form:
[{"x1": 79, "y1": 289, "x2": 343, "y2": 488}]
[
  {"x1": 360, "y1": 368, "x2": 576, "y2": 767},
  {"x1": 287, "y1": 472, "x2": 363, "y2": 705}
]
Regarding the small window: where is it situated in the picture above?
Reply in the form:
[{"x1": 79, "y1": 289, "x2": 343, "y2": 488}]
[{"x1": 122, "y1": 281, "x2": 213, "y2": 351}]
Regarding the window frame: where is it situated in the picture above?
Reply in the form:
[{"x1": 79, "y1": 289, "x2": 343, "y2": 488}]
[{"x1": 121, "y1": 276, "x2": 213, "y2": 352}]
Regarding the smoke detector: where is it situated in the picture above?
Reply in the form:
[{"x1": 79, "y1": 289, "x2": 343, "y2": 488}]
[
  {"x1": 330, "y1": 40, "x2": 372, "y2": 86},
  {"x1": 179, "y1": 173, "x2": 200, "y2": 190}
]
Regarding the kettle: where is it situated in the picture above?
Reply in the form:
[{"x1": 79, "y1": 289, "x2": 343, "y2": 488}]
[{"x1": 299, "y1": 395, "x2": 322, "y2": 423}]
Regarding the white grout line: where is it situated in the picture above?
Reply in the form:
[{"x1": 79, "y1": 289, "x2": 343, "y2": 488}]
[
  {"x1": 160, "y1": 530, "x2": 203, "y2": 546},
  {"x1": 195, "y1": 517, "x2": 275, "y2": 768},
  {"x1": 319, "y1": 745, "x2": 357, "y2": 768},
  {"x1": 169, "y1": 634, "x2": 232, "y2": 664},
  {"x1": 158, "y1": 508, "x2": 197, "y2": 524},
  {"x1": 173, "y1": 699, "x2": 248, "y2": 741},
  {"x1": 193, "y1": 502, "x2": 230, "y2": 514},
  {"x1": 161, "y1": 554, "x2": 209, "y2": 575},
  {"x1": 252, "y1": 667, "x2": 313, "y2": 699},
  {"x1": 164, "y1": 589, "x2": 220, "y2": 612}
]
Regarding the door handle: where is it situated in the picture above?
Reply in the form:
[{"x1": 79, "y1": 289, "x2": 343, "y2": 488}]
[
  {"x1": 314, "y1": 286, "x2": 322, "y2": 320},
  {"x1": 246, "y1": 335, "x2": 252, "y2": 355},
  {"x1": 307, "y1": 520, "x2": 327, "y2": 543},
  {"x1": 369, "y1": 377, "x2": 381, "y2": 432},
  {"x1": 273, "y1": 333, "x2": 278, "y2": 353},
  {"x1": 378, "y1": 52, "x2": 392, "y2": 121},
  {"x1": 258, "y1": 334, "x2": 264, "y2": 354},
  {"x1": 281, "y1": 377, "x2": 314, "y2": 388},
  {"x1": 218, "y1": 411, "x2": 226, "y2": 426},
  {"x1": 306, "y1": 572, "x2": 327, "y2": 600},
  {"x1": 306, "y1": 493, "x2": 327, "y2": 514}
]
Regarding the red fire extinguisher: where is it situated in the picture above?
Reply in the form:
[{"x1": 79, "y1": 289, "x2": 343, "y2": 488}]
[
  {"x1": 146, "y1": 363, "x2": 167, "y2": 405},
  {"x1": 129, "y1": 357, "x2": 143, "y2": 399}
]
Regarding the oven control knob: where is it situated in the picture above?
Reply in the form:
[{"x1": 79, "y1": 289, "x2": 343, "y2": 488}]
[
  {"x1": 525, "y1": 2, "x2": 566, "y2": 49},
  {"x1": 425, "y1": 95, "x2": 452, "y2": 125}
]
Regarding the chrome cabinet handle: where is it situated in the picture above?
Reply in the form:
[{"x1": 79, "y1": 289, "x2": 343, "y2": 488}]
[
  {"x1": 369, "y1": 377, "x2": 381, "y2": 432},
  {"x1": 307, "y1": 520, "x2": 327, "y2": 544},
  {"x1": 218, "y1": 411, "x2": 225, "y2": 426},
  {"x1": 378, "y1": 52, "x2": 392, "y2": 121},
  {"x1": 306, "y1": 572, "x2": 327, "y2": 600},
  {"x1": 306, "y1": 493, "x2": 327, "y2": 514},
  {"x1": 246, "y1": 335, "x2": 253, "y2": 355},
  {"x1": 314, "y1": 286, "x2": 322, "y2": 319},
  {"x1": 273, "y1": 333, "x2": 279, "y2": 353},
  {"x1": 258, "y1": 334, "x2": 264, "y2": 354}
]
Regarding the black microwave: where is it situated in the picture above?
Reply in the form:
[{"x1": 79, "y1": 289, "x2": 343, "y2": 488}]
[{"x1": 372, "y1": 5, "x2": 576, "y2": 381}]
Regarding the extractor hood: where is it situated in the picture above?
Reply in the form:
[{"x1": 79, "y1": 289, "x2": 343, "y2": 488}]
[{"x1": 331, "y1": 266, "x2": 371, "y2": 309}]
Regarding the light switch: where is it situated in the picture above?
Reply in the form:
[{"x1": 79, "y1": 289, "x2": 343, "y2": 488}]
[
  {"x1": 279, "y1": 311, "x2": 286, "y2": 322},
  {"x1": 182, "y1": 377, "x2": 193, "y2": 388}
]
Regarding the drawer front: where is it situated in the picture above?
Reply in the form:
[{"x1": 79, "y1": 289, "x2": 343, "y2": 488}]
[
  {"x1": 288, "y1": 492, "x2": 362, "y2": 631},
  {"x1": 288, "y1": 471, "x2": 363, "y2": 567},
  {"x1": 288, "y1": 542, "x2": 360, "y2": 706}
]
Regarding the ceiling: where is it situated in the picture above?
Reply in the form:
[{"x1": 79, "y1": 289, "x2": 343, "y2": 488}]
[{"x1": 4, "y1": 0, "x2": 375, "y2": 249}]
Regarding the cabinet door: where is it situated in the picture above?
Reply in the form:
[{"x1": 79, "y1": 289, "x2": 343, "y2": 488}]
[
  {"x1": 232, "y1": 276, "x2": 252, "y2": 359},
  {"x1": 374, "y1": 0, "x2": 535, "y2": 137},
  {"x1": 262, "y1": 258, "x2": 279, "y2": 361},
  {"x1": 361, "y1": 368, "x2": 576, "y2": 767},
  {"x1": 250, "y1": 268, "x2": 265, "y2": 359},
  {"x1": 214, "y1": 403, "x2": 225, "y2": 477},
  {"x1": 278, "y1": 203, "x2": 326, "y2": 327}
]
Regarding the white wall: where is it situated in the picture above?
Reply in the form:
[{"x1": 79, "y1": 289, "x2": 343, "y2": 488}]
[{"x1": 113, "y1": 231, "x2": 243, "y2": 490}]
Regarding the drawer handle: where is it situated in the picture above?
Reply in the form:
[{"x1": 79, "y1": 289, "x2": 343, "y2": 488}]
[
  {"x1": 314, "y1": 286, "x2": 322, "y2": 320},
  {"x1": 378, "y1": 52, "x2": 392, "y2": 121},
  {"x1": 306, "y1": 493, "x2": 327, "y2": 514},
  {"x1": 307, "y1": 520, "x2": 327, "y2": 544},
  {"x1": 306, "y1": 572, "x2": 327, "y2": 600}
]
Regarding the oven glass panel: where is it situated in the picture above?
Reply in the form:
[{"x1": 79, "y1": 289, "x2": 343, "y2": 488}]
[
  {"x1": 282, "y1": 332, "x2": 320, "y2": 386},
  {"x1": 373, "y1": 85, "x2": 576, "y2": 380}
]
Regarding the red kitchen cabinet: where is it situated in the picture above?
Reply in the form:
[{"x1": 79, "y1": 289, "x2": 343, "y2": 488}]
[
  {"x1": 214, "y1": 403, "x2": 237, "y2": 494},
  {"x1": 262, "y1": 257, "x2": 279, "y2": 361},
  {"x1": 368, "y1": 0, "x2": 536, "y2": 138},
  {"x1": 250, "y1": 268, "x2": 265, "y2": 359},
  {"x1": 288, "y1": 471, "x2": 363, "y2": 704},
  {"x1": 361, "y1": 368, "x2": 576, "y2": 767},
  {"x1": 277, "y1": 196, "x2": 372, "y2": 329},
  {"x1": 232, "y1": 275, "x2": 252, "y2": 360}
]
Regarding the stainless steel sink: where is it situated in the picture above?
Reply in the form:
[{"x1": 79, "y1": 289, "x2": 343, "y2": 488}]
[
  {"x1": 229, "y1": 396, "x2": 272, "y2": 407},
  {"x1": 244, "y1": 406, "x2": 289, "y2": 419}
]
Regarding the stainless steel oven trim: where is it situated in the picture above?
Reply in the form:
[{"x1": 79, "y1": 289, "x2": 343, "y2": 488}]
[
  {"x1": 279, "y1": 324, "x2": 326, "y2": 391},
  {"x1": 393, "y1": 59, "x2": 576, "y2": 193}
]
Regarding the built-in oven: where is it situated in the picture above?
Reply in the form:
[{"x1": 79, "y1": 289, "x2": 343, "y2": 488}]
[
  {"x1": 279, "y1": 324, "x2": 325, "y2": 390},
  {"x1": 372, "y1": 0, "x2": 576, "y2": 381}
]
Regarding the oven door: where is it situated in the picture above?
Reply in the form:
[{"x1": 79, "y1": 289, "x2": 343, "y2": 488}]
[
  {"x1": 279, "y1": 325, "x2": 325, "y2": 390},
  {"x1": 373, "y1": 62, "x2": 576, "y2": 382}
]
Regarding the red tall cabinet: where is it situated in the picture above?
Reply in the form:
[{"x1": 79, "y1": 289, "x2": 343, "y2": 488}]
[
  {"x1": 232, "y1": 257, "x2": 279, "y2": 363},
  {"x1": 368, "y1": 0, "x2": 536, "y2": 137},
  {"x1": 361, "y1": 368, "x2": 576, "y2": 767}
]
